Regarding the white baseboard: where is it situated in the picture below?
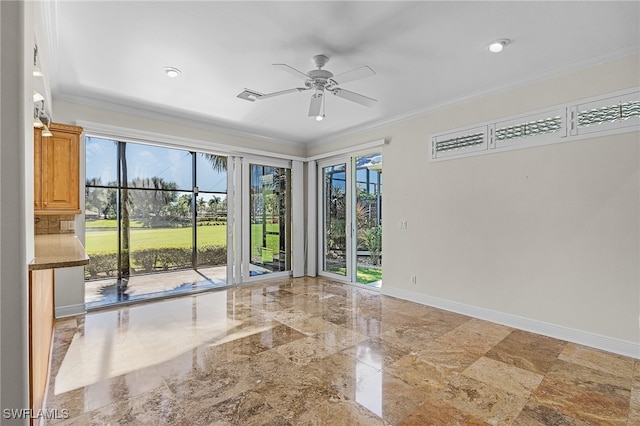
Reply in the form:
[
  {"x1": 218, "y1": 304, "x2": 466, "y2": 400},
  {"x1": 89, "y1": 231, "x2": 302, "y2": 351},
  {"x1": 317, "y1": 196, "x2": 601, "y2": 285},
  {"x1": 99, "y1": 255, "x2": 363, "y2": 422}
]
[
  {"x1": 55, "y1": 303, "x2": 86, "y2": 319},
  {"x1": 382, "y1": 286, "x2": 640, "y2": 360}
]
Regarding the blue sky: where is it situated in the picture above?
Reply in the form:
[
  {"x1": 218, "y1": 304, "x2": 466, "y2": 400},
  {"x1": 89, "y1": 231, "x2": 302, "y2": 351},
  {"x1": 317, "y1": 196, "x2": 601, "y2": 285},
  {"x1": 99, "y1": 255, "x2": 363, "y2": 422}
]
[{"x1": 85, "y1": 137, "x2": 227, "y2": 195}]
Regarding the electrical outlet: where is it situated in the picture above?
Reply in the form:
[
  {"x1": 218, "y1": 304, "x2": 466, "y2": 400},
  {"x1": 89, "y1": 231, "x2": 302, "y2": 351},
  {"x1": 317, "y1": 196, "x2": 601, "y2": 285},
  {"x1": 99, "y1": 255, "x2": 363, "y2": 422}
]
[
  {"x1": 60, "y1": 221, "x2": 75, "y2": 231},
  {"x1": 410, "y1": 275, "x2": 417, "y2": 284},
  {"x1": 400, "y1": 220, "x2": 408, "y2": 229}
]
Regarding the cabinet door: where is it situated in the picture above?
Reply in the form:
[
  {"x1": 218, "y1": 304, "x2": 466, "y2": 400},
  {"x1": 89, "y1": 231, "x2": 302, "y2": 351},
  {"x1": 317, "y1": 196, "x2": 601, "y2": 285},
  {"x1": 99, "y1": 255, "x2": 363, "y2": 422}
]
[
  {"x1": 41, "y1": 127, "x2": 81, "y2": 212},
  {"x1": 34, "y1": 128, "x2": 43, "y2": 210}
]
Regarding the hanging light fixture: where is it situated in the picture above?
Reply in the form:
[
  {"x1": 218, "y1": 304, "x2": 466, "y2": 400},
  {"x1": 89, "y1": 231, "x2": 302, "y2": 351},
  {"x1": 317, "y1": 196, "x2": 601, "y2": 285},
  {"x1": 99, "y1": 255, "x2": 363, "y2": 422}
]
[
  {"x1": 33, "y1": 44, "x2": 43, "y2": 77},
  {"x1": 33, "y1": 109, "x2": 43, "y2": 128},
  {"x1": 33, "y1": 90, "x2": 44, "y2": 102},
  {"x1": 40, "y1": 112, "x2": 52, "y2": 137}
]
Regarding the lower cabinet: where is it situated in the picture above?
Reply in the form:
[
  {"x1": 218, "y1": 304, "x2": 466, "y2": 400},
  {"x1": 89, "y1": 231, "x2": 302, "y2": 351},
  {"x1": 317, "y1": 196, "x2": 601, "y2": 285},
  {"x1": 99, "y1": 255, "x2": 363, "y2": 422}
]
[{"x1": 29, "y1": 269, "x2": 54, "y2": 419}]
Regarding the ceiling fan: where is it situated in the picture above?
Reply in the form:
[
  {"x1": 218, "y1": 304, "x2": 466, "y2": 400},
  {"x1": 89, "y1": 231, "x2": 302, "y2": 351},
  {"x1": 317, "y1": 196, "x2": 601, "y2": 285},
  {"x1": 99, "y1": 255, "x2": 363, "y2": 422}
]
[{"x1": 237, "y1": 54, "x2": 377, "y2": 121}]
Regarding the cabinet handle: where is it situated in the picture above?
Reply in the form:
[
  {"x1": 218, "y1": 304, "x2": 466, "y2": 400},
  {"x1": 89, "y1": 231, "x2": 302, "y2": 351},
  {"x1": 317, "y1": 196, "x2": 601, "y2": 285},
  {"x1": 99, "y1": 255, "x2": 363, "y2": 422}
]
[{"x1": 43, "y1": 202, "x2": 48, "y2": 206}]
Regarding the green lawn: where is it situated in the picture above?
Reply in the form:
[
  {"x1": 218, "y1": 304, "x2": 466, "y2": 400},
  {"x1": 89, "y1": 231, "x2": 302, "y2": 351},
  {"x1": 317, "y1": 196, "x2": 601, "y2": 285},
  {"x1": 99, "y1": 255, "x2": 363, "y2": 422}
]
[
  {"x1": 326, "y1": 265, "x2": 383, "y2": 285},
  {"x1": 85, "y1": 225, "x2": 227, "y2": 254},
  {"x1": 85, "y1": 223, "x2": 280, "y2": 256},
  {"x1": 86, "y1": 219, "x2": 146, "y2": 228}
]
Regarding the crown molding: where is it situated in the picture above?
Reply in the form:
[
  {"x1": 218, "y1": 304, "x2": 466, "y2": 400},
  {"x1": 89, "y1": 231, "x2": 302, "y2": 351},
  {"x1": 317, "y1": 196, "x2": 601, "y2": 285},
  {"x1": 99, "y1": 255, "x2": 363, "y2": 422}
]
[
  {"x1": 309, "y1": 49, "x2": 640, "y2": 148},
  {"x1": 54, "y1": 93, "x2": 303, "y2": 149}
]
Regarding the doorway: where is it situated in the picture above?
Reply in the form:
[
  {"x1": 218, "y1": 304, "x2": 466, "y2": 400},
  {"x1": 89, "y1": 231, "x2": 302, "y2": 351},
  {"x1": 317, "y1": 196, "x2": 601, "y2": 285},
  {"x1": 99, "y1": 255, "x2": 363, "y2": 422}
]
[
  {"x1": 245, "y1": 161, "x2": 292, "y2": 278},
  {"x1": 319, "y1": 153, "x2": 382, "y2": 287}
]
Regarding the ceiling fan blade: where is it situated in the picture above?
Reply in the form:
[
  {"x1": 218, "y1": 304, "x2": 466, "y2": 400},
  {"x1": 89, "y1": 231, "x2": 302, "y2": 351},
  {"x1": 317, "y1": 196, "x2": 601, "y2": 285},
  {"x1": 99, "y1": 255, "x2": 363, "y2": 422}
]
[
  {"x1": 330, "y1": 66, "x2": 375, "y2": 85},
  {"x1": 237, "y1": 89, "x2": 263, "y2": 102},
  {"x1": 273, "y1": 63, "x2": 309, "y2": 81},
  {"x1": 237, "y1": 87, "x2": 308, "y2": 102},
  {"x1": 308, "y1": 93, "x2": 323, "y2": 117},
  {"x1": 331, "y1": 88, "x2": 377, "y2": 107},
  {"x1": 260, "y1": 87, "x2": 308, "y2": 99}
]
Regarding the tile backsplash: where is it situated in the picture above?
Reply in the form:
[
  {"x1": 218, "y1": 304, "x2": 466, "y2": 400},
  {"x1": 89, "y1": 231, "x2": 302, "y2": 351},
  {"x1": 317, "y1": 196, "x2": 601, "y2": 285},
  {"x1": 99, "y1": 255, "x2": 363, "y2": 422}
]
[{"x1": 35, "y1": 215, "x2": 76, "y2": 235}]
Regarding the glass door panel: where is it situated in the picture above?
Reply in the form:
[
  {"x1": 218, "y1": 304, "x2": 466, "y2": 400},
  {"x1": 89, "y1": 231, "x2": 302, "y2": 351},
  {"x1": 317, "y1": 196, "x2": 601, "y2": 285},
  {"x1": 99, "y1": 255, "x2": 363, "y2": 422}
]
[
  {"x1": 320, "y1": 154, "x2": 382, "y2": 287},
  {"x1": 322, "y1": 163, "x2": 348, "y2": 277},
  {"x1": 354, "y1": 154, "x2": 382, "y2": 285},
  {"x1": 249, "y1": 164, "x2": 291, "y2": 276},
  {"x1": 195, "y1": 153, "x2": 228, "y2": 275}
]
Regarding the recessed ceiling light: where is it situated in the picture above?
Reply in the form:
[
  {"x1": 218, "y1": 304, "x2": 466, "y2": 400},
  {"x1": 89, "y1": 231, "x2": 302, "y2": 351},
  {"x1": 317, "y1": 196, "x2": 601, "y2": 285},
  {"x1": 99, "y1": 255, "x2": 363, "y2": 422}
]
[
  {"x1": 164, "y1": 66, "x2": 181, "y2": 78},
  {"x1": 488, "y1": 39, "x2": 511, "y2": 53}
]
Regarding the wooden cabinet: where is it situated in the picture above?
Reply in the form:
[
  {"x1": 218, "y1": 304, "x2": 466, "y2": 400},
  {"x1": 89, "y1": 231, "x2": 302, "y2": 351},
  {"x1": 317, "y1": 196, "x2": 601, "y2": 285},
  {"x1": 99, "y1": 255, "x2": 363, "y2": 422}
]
[
  {"x1": 34, "y1": 123, "x2": 82, "y2": 215},
  {"x1": 28, "y1": 269, "x2": 54, "y2": 419}
]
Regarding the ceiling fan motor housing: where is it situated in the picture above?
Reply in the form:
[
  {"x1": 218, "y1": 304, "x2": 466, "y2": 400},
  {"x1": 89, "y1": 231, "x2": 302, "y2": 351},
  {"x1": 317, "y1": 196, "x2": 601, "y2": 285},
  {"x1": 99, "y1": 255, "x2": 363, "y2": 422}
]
[{"x1": 307, "y1": 69, "x2": 334, "y2": 91}]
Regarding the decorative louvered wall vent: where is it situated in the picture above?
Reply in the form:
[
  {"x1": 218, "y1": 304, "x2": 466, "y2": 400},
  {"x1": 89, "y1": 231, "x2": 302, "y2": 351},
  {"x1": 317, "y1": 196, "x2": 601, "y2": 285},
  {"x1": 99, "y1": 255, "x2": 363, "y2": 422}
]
[
  {"x1": 578, "y1": 100, "x2": 640, "y2": 127},
  {"x1": 495, "y1": 116, "x2": 563, "y2": 142},
  {"x1": 435, "y1": 132, "x2": 485, "y2": 153},
  {"x1": 431, "y1": 89, "x2": 638, "y2": 161}
]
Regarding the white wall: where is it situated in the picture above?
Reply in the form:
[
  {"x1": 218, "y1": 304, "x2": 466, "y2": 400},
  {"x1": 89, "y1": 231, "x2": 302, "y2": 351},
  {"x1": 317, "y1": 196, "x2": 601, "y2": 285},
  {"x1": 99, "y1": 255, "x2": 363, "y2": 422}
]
[
  {"x1": 310, "y1": 54, "x2": 640, "y2": 357},
  {"x1": 1, "y1": 0, "x2": 32, "y2": 421}
]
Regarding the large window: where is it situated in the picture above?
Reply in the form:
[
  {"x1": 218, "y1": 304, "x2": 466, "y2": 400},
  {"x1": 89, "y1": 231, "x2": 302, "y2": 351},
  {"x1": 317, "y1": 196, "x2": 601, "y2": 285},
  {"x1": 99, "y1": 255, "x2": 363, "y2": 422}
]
[{"x1": 85, "y1": 137, "x2": 227, "y2": 301}]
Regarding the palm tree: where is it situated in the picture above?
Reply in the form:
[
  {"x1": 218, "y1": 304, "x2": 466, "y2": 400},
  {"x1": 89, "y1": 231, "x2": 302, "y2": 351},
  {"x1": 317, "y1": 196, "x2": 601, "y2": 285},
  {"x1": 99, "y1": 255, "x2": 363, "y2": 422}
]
[
  {"x1": 118, "y1": 142, "x2": 130, "y2": 280},
  {"x1": 204, "y1": 154, "x2": 227, "y2": 173}
]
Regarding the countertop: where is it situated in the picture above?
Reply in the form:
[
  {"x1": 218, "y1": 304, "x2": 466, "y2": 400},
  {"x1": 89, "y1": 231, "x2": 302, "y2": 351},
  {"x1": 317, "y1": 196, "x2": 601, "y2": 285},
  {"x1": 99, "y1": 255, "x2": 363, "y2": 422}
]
[{"x1": 29, "y1": 234, "x2": 90, "y2": 271}]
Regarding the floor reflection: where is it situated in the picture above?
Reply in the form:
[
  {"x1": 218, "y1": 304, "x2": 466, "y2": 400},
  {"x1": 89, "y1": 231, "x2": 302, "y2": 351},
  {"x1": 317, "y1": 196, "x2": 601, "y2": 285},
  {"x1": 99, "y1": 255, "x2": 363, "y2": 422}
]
[
  {"x1": 85, "y1": 266, "x2": 228, "y2": 309},
  {"x1": 48, "y1": 277, "x2": 639, "y2": 425}
]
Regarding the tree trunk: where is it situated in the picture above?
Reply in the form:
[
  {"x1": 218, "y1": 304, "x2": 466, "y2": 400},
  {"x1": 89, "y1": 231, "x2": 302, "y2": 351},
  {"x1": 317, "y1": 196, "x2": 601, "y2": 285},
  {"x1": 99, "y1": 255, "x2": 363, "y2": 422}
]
[{"x1": 118, "y1": 143, "x2": 130, "y2": 279}]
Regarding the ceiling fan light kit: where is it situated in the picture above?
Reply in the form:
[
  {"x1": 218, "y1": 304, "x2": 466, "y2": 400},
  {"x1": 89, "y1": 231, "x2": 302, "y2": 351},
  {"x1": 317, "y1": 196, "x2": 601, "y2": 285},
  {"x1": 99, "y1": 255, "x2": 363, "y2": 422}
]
[{"x1": 237, "y1": 54, "x2": 377, "y2": 120}]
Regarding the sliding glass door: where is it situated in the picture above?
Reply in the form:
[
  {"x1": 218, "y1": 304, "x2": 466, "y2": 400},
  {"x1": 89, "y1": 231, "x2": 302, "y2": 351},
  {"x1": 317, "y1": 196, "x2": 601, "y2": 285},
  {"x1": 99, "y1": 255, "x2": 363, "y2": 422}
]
[
  {"x1": 320, "y1": 153, "x2": 382, "y2": 286},
  {"x1": 322, "y1": 162, "x2": 349, "y2": 278},
  {"x1": 244, "y1": 160, "x2": 292, "y2": 278}
]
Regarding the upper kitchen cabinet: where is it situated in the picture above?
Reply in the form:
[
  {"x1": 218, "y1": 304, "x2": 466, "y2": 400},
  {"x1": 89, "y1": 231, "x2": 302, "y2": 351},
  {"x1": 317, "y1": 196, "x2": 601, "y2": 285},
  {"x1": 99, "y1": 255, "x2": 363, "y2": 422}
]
[{"x1": 35, "y1": 123, "x2": 83, "y2": 215}]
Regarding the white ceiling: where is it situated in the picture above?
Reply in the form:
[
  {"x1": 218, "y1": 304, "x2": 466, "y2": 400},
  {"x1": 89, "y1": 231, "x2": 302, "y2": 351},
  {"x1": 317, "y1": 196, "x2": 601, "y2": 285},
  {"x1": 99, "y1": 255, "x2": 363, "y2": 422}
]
[{"x1": 47, "y1": 1, "x2": 639, "y2": 145}]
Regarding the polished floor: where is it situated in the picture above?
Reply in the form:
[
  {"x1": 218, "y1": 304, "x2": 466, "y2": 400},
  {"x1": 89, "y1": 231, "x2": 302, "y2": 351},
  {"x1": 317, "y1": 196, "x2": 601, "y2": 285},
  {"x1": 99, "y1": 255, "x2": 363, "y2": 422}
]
[
  {"x1": 46, "y1": 277, "x2": 638, "y2": 425},
  {"x1": 85, "y1": 267, "x2": 228, "y2": 309}
]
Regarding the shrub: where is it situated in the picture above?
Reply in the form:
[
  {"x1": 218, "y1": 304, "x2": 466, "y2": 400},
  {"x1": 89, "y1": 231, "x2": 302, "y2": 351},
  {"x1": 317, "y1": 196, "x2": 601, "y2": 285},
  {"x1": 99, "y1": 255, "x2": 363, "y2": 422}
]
[
  {"x1": 363, "y1": 226, "x2": 382, "y2": 266},
  {"x1": 197, "y1": 245, "x2": 227, "y2": 265},
  {"x1": 84, "y1": 252, "x2": 117, "y2": 279},
  {"x1": 131, "y1": 249, "x2": 158, "y2": 272},
  {"x1": 85, "y1": 245, "x2": 228, "y2": 279}
]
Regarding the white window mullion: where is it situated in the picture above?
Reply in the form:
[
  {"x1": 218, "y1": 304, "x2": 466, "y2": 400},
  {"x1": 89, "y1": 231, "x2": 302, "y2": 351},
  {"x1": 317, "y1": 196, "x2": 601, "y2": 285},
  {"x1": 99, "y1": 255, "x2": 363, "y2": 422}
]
[{"x1": 292, "y1": 160, "x2": 305, "y2": 277}]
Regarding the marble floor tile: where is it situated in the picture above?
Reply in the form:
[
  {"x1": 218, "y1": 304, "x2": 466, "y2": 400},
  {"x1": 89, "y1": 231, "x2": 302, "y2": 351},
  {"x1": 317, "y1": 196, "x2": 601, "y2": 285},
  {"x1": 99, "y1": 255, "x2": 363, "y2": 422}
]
[
  {"x1": 463, "y1": 356, "x2": 544, "y2": 398},
  {"x1": 559, "y1": 342, "x2": 636, "y2": 379},
  {"x1": 484, "y1": 329, "x2": 567, "y2": 375},
  {"x1": 436, "y1": 372, "x2": 530, "y2": 425},
  {"x1": 358, "y1": 369, "x2": 431, "y2": 425},
  {"x1": 399, "y1": 398, "x2": 491, "y2": 426},
  {"x1": 45, "y1": 277, "x2": 638, "y2": 425},
  {"x1": 437, "y1": 317, "x2": 513, "y2": 355},
  {"x1": 528, "y1": 376, "x2": 629, "y2": 425},
  {"x1": 629, "y1": 361, "x2": 640, "y2": 425},
  {"x1": 340, "y1": 337, "x2": 409, "y2": 370}
]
